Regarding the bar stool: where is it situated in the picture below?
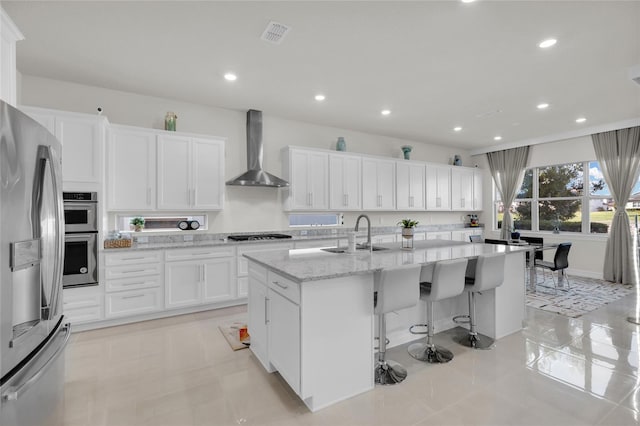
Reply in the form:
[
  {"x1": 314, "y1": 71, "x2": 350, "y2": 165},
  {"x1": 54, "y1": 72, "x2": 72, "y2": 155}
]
[
  {"x1": 408, "y1": 258, "x2": 468, "y2": 363},
  {"x1": 453, "y1": 253, "x2": 505, "y2": 350},
  {"x1": 374, "y1": 264, "x2": 421, "y2": 385}
]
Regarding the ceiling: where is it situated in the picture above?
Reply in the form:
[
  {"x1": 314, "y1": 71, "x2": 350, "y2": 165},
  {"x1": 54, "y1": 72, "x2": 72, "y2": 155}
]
[{"x1": 4, "y1": 1, "x2": 640, "y2": 152}]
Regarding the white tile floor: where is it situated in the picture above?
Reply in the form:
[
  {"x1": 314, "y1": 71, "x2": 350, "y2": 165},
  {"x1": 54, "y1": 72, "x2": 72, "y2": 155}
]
[{"x1": 64, "y1": 295, "x2": 640, "y2": 426}]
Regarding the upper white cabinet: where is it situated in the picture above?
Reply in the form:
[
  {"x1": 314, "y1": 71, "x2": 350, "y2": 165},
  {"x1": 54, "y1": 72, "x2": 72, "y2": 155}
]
[
  {"x1": 283, "y1": 148, "x2": 329, "y2": 210},
  {"x1": 157, "y1": 134, "x2": 224, "y2": 210},
  {"x1": 451, "y1": 167, "x2": 474, "y2": 211},
  {"x1": 108, "y1": 125, "x2": 224, "y2": 211},
  {"x1": 362, "y1": 157, "x2": 396, "y2": 210},
  {"x1": 329, "y1": 153, "x2": 361, "y2": 210},
  {"x1": 426, "y1": 164, "x2": 451, "y2": 211},
  {"x1": 396, "y1": 161, "x2": 425, "y2": 210},
  {"x1": 107, "y1": 125, "x2": 157, "y2": 211},
  {"x1": 22, "y1": 107, "x2": 106, "y2": 186},
  {"x1": 473, "y1": 169, "x2": 483, "y2": 211},
  {"x1": 0, "y1": 8, "x2": 23, "y2": 106}
]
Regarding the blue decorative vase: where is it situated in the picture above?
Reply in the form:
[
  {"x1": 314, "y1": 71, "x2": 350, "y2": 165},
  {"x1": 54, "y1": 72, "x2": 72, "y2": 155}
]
[
  {"x1": 453, "y1": 155, "x2": 462, "y2": 166},
  {"x1": 401, "y1": 145, "x2": 412, "y2": 160},
  {"x1": 336, "y1": 137, "x2": 346, "y2": 151}
]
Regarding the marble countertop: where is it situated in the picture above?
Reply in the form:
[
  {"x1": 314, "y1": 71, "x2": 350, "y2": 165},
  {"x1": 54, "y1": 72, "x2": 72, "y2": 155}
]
[{"x1": 243, "y1": 240, "x2": 529, "y2": 283}]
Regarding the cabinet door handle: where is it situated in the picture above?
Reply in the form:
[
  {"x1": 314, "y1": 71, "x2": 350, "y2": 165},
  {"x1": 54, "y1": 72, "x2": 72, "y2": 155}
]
[
  {"x1": 436, "y1": 197, "x2": 441, "y2": 208},
  {"x1": 310, "y1": 192, "x2": 313, "y2": 206},
  {"x1": 122, "y1": 294, "x2": 145, "y2": 300},
  {"x1": 272, "y1": 280, "x2": 288, "y2": 290},
  {"x1": 265, "y1": 297, "x2": 270, "y2": 325},
  {"x1": 119, "y1": 269, "x2": 147, "y2": 274},
  {"x1": 120, "y1": 281, "x2": 148, "y2": 287},
  {"x1": 346, "y1": 194, "x2": 349, "y2": 206},
  {"x1": 461, "y1": 198, "x2": 465, "y2": 208}
]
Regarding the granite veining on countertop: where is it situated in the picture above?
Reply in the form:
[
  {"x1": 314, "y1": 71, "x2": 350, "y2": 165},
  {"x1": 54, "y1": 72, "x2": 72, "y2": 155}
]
[
  {"x1": 243, "y1": 239, "x2": 528, "y2": 283},
  {"x1": 102, "y1": 224, "x2": 485, "y2": 252}
]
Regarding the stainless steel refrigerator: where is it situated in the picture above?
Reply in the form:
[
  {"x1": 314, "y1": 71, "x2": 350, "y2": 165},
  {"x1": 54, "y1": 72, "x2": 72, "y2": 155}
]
[{"x1": 0, "y1": 100, "x2": 69, "y2": 426}]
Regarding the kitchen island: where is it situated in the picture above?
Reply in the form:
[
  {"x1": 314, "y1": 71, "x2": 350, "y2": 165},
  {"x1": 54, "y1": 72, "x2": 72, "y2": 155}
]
[{"x1": 244, "y1": 240, "x2": 528, "y2": 412}]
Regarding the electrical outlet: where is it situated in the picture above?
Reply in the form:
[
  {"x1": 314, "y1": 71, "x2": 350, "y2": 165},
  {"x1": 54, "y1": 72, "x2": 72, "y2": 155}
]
[
  {"x1": 137, "y1": 236, "x2": 149, "y2": 244},
  {"x1": 300, "y1": 230, "x2": 308, "y2": 236},
  {"x1": 184, "y1": 235, "x2": 194, "y2": 242}
]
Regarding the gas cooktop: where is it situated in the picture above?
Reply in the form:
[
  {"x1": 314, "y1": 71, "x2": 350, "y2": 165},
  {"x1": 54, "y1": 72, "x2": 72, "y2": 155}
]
[{"x1": 227, "y1": 233, "x2": 293, "y2": 241}]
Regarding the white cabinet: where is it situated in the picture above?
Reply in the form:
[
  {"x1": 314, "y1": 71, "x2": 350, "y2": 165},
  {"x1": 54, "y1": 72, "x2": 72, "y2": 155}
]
[
  {"x1": 473, "y1": 169, "x2": 483, "y2": 211},
  {"x1": 248, "y1": 265, "x2": 301, "y2": 394},
  {"x1": 329, "y1": 153, "x2": 361, "y2": 210},
  {"x1": 451, "y1": 167, "x2": 474, "y2": 211},
  {"x1": 248, "y1": 264, "x2": 271, "y2": 371},
  {"x1": 426, "y1": 231, "x2": 452, "y2": 241},
  {"x1": 108, "y1": 126, "x2": 224, "y2": 211},
  {"x1": 107, "y1": 125, "x2": 157, "y2": 210},
  {"x1": 396, "y1": 161, "x2": 425, "y2": 210},
  {"x1": 236, "y1": 242, "x2": 293, "y2": 298},
  {"x1": 426, "y1": 164, "x2": 451, "y2": 211},
  {"x1": 21, "y1": 107, "x2": 106, "y2": 185},
  {"x1": 284, "y1": 148, "x2": 329, "y2": 210},
  {"x1": 62, "y1": 286, "x2": 103, "y2": 325},
  {"x1": 362, "y1": 157, "x2": 396, "y2": 210},
  {"x1": 451, "y1": 228, "x2": 483, "y2": 242},
  {"x1": 0, "y1": 8, "x2": 23, "y2": 106},
  {"x1": 268, "y1": 283, "x2": 301, "y2": 394},
  {"x1": 164, "y1": 247, "x2": 235, "y2": 309},
  {"x1": 157, "y1": 134, "x2": 225, "y2": 210},
  {"x1": 104, "y1": 251, "x2": 163, "y2": 318}
]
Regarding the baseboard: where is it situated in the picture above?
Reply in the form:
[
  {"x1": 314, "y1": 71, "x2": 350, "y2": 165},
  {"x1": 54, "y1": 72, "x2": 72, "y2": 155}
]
[
  {"x1": 70, "y1": 299, "x2": 247, "y2": 332},
  {"x1": 566, "y1": 268, "x2": 603, "y2": 280}
]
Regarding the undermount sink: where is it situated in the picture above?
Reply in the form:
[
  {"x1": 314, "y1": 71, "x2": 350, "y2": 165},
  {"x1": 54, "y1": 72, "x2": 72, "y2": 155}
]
[{"x1": 321, "y1": 245, "x2": 389, "y2": 254}]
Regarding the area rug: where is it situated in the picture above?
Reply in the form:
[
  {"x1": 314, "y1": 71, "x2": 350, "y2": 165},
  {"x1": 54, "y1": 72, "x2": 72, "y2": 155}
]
[
  {"x1": 526, "y1": 276, "x2": 634, "y2": 318},
  {"x1": 218, "y1": 320, "x2": 250, "y2": 351}
]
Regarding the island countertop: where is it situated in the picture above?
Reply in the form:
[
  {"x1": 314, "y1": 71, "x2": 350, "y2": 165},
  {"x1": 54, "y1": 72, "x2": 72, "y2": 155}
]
[{"x1": 243, "y1": 240, "x2": 529, "y2": 283}]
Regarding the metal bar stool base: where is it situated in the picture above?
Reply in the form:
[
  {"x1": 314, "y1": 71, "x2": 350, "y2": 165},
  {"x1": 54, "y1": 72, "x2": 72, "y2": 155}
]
[
  {"x1": 454, "y1": 332, "x2": 495, "y2": 350},
  {"x1": 408, "y1": 342, "x2": 454, "y2": 363},
  {"x1": 374, "y1": 360, "x2": 407, "y2": 385}
]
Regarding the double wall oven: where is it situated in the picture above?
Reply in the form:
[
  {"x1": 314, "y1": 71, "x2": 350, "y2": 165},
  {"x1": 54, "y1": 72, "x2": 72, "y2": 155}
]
[{"x1": 63, "y1": 192, "x2": 98, "y2": 288}]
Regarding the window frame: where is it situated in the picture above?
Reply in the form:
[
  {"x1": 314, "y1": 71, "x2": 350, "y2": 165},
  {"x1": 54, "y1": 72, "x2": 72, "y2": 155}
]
[{"x1": 493, "y1": 160, "x2": 619, "y2": 235}]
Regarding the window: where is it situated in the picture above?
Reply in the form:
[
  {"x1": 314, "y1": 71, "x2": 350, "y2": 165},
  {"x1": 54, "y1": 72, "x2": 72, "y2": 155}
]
[
  {"x1": 117, "y1": 215, "x2": 207, "y2": 232},
  {"x1": 494, "y1": 161, "x2": 640, "y2": 235},
  {"x1": 289, "y1": 213, "x2": 343, "y2": 227}
]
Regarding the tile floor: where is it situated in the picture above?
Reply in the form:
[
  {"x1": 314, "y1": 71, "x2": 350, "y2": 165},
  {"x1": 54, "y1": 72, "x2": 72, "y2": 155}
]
[{"x1": 64, "y1": 295, "x2": 640, "y2": 426}]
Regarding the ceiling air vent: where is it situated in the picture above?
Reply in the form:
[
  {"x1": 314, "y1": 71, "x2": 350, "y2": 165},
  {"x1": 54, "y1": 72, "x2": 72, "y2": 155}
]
[{"x1": 260, "y1": 21, "x2": 291, "y2": 44}]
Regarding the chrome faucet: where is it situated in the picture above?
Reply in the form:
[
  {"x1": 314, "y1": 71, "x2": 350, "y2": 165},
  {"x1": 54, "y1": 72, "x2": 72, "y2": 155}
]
[{"x1": 354, "y1": 214, "x2": 372, "y2": 248}]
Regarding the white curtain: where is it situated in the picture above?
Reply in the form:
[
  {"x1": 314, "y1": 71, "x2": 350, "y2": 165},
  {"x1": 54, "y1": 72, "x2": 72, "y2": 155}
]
[
  {"x1": 486, "y1": 146, "x2": 530, "y2": 240},
  {"x1": 592, "y1": 126, "x2": 640, "y2": 284}
]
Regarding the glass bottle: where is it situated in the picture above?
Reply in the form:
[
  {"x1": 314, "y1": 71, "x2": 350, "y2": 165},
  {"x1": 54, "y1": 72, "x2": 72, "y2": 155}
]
[{"x1": 165, "y1": 112, "x2": 177, "y2": 131}]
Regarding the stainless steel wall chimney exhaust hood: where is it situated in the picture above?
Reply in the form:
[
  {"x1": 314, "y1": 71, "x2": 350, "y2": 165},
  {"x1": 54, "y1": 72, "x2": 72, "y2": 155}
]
[{"x1": 226, "y1": 110, "x2": 289, "y2": 187}]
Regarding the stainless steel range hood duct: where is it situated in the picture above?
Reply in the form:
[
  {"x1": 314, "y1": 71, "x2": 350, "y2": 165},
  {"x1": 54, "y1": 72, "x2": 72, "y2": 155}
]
[{"x1": 226, "y1": 110, "x2": 289, "y2": 187}]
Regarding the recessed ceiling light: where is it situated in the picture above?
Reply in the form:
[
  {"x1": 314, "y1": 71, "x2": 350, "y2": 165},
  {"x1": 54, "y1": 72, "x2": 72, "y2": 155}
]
[
  {"x1": 453, "y1": 127, "x2": 462, "y2": 132},
  {"x1": 576, "y1": 117, "x2": 587, "y2": 123},
  {"x1": 315, "y1": 94, "x2": 325, "y2": 101},
  {"x1": 494, "y1": 136, "x2": 502, "y2": 141},
  {"x1": 381, "y1": 109, "x2": 391, "y2": 116},
  {"x1": 224, "y1": 73, "x2": 237, "y2": 81},
  {"x1": 539, "y1": 38, "x2": 557, "y2": 48},
  {"x1": 461, "y1": 0, "x2": 476, "y2": 3},
  {"x1": 537, "y1": 103, "x2": 550, "y2": 109}
]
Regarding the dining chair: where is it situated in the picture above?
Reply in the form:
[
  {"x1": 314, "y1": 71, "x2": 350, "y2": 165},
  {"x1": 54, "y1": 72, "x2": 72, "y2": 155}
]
[
  {"x1": 535, "y1": 242, "x2": 572, "y2": 291},
  {"x1": 484, "y1": 238, "x2": 509, "y2": 245},
  {"x1": 469, "y1": 234, "x2": 483, "y2": 243}
]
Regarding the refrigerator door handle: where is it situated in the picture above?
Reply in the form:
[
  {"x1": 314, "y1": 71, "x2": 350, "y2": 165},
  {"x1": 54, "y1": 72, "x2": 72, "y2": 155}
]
[
  {"x1": 2, "y1": 323, "x2": 71, "y2": 402},
  {"x1": 32, "y1": 145, "x2": 65, "y2": 320}
]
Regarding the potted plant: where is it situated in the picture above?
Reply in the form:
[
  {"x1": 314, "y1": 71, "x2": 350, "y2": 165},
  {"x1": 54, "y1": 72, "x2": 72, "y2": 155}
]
[
  {"x1": 398, "y1": 219, "x2": 419, "y2": 239},
  {"x1": 510, "y1": 226, "x2": 520, "y2": 241},
  {"x1": 130, "y1": 217, "x2": 145, "y2": 232}
]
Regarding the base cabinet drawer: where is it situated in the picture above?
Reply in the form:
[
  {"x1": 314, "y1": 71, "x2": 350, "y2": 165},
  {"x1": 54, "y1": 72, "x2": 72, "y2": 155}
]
[
  {"x1": 106, "y1": 275, "x2": 162, "y2": 292},
  {"x1": 105, "y1": 288, "x2": 163, "y2": 318},
  {"x1": 105, "y1": 263, "x2": 162, "y2": 280},
  {"x1": 105, "y1": 251, "x2": 162, "y2": 266},
  {"x1": 63, "y1": 289, "x2": 103, "y2": 325}
]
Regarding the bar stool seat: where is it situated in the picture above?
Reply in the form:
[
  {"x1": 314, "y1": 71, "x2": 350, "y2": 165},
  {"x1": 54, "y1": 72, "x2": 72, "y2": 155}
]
[
  {"x1": 408, "y1": 258, "x2": 468, "y2": 363},
  {"x1": 453, "y1": 252, "x2": 505, "y2": 350},
  {"x1": 374, "y1": 264, "x2": 421, "y2": 385}
]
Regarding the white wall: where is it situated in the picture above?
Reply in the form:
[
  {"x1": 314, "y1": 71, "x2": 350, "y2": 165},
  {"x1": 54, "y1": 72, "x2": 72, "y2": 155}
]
[
  {"x1": 472, "y1": 137, "x2": 606, "y2": 279},
  {"x1": 20, "y1": 74, "x2": 475, "y2": 232}
]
